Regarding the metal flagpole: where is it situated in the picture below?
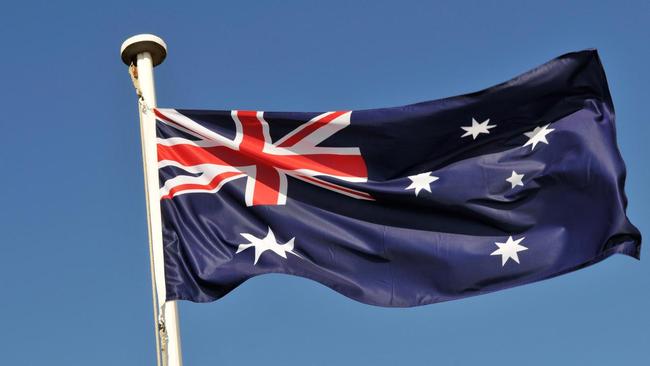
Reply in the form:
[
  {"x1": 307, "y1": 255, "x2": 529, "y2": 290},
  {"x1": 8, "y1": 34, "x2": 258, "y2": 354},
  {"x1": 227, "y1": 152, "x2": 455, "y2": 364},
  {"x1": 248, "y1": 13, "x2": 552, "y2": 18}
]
[{"x1": 120, "y1": 34, "x2": 183, "y2": 366}]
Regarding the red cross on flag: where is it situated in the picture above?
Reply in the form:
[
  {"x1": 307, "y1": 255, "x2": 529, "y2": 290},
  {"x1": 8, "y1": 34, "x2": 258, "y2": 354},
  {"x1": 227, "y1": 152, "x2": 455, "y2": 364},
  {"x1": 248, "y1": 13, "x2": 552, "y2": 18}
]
[{"x1": 154, "y1": 109, "x2": 373, "y2": 206}]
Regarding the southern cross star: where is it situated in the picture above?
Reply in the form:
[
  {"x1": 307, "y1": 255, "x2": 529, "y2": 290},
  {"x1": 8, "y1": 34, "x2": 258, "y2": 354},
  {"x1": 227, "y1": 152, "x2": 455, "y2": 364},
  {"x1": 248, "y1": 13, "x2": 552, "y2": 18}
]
[
  {"x1": 491, "y1": 236, "x2": 528, "y2": 266},
  {"x1": 237, "y1": 227, "x2": 302, "y2": 265},
  {"x1": 523, "y1": 124, "x2": 554, "y2": 150},
  {"x1": 405, "y1": 172, "x2": 439, "y2": 196},
  {"x1": 506, "y1": 171, "x2": 524, "y2": 189},
  {"x1": 461, "y1": 118, "x2": 497, "y2": 140}
]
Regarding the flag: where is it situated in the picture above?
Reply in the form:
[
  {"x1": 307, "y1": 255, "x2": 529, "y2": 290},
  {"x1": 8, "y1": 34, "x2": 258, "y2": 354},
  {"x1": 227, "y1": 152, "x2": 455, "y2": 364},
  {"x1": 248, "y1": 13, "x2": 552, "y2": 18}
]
[{"x1": 155, "y1": 50, "x2": 640, "y2": 307}]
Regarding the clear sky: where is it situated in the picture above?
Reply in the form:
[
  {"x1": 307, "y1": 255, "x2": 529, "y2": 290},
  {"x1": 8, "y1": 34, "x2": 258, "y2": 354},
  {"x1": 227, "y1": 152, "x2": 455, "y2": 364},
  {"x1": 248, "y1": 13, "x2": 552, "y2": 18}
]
[{"x1": 0, "y1": 1, "x2": 648, "y2": 364}]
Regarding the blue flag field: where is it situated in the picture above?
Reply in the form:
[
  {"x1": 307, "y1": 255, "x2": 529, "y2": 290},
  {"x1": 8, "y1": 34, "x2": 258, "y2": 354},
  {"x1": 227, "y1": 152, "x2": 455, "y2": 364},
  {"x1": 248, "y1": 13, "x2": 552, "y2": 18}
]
[{"x1": 154, "y1": 50, "x2": 640, "y2": 307}]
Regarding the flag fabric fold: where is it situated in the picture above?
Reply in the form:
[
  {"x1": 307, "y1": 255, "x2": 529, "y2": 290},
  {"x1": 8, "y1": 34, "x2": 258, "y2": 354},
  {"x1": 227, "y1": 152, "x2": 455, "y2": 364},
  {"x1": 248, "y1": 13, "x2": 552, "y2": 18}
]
[{"x1": 156, "y1": 50, "x2": 640, "y2": 307}]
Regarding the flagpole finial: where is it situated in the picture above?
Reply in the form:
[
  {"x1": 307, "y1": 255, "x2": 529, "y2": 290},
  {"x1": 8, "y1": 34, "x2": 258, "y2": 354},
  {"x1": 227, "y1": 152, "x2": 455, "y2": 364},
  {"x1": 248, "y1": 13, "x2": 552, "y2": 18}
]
[{"x1": 121, "y1": 34, "x2": 167, "y2": 67}]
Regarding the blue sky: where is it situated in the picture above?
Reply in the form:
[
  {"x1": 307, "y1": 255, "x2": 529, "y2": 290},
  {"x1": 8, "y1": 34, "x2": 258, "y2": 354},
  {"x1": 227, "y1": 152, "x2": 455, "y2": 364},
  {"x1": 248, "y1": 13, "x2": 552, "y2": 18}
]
[{"x1": 0, "y1": 1, "x2": 648, "y2": 364}]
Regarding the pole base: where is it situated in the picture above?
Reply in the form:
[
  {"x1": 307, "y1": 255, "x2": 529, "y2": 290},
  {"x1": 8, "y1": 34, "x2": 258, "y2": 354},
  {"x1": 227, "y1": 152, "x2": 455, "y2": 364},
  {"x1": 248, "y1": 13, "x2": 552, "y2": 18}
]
[{"x1": 121, "y1": 34, "x2": 167, "y2": 66}]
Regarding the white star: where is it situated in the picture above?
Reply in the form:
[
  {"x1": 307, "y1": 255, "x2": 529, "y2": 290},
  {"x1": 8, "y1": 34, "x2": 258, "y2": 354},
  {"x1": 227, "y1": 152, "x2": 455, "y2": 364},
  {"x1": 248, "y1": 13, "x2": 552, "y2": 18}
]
[
  {"x1": 405, "y1": 172, "x2": 439, "y2": 196},
  {"x1": 506, "y1": 170, "x2": 524, "y2": 189},
  {"x1": 236, "y1": 227, "x2": 302, "y2": 265},
  {"x1": 461, "y1": 118, "x2": 497, "y2": 139},
  {"x1": 523, "y1": 124, "x2": 554, "y2": 150},
  {"x1": 491, "y1": 236, "x2": 528, "y2": 266}
]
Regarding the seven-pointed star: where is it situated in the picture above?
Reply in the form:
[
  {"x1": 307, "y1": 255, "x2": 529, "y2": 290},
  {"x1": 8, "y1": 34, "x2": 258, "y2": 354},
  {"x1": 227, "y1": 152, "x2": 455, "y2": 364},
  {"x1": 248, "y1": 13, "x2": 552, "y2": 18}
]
[
  {"x1": 523, "y1": 124, "x2": 554, "y2": 150},
  {"x1": 461, "y1": 118, "x2": 497, "y2": 139},
  {"x1": 491, "y1": 236, "x2": 528, "y2": 266},
  {"x1": 405, "y1": 172, "x2": 439, "y2": 196},
  {"x1": 506, "y1": 170, "x2": 525, "y2": 189},
  {"x1": 236, "y1": 227, "x2": 302, "y2": 265}
]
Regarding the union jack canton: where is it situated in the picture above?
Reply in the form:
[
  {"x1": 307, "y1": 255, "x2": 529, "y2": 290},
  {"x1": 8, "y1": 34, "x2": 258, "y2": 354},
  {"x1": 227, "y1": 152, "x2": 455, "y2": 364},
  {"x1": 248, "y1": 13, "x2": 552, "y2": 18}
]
[{"x1": 155, "y1": 109, "x2": 371, "y2": 206}]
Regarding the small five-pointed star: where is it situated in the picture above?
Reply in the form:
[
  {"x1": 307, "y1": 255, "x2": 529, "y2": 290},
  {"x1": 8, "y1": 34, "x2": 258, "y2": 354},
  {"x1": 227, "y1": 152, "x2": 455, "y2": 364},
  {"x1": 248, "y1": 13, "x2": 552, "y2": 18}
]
[
  {"x1": 237, "y1": 227, "x2": 302, "y2": 265},
  {"x1": 506, "y1": 170, "x2": 525, "y2": 189},
  {"x1": 405, "y1": 172, "x2": 439, "y2": 196},
  {"x1": 491, "y1": 236, "x2": 528, "y2": 266},
  {"x1": 461, "y1": 118, "x2": 497, "y2": 140},
  {"x1": 523, "y1": 124, "x2": 554, "y2": 150}
]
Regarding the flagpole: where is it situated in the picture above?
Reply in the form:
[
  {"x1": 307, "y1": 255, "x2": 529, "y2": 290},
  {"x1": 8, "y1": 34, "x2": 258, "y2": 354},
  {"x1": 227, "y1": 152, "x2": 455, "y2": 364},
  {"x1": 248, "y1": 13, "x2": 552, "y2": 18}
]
[{"x1": 120, "y1": 34, "x2": 183, "y2": 366}]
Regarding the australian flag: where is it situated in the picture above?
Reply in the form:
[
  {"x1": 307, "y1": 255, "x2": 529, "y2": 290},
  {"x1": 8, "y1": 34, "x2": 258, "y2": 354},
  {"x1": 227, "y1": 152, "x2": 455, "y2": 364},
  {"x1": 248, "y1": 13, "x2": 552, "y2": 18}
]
[{"x1": 156, "y1": 50, "x2": 641, "y2": 307}]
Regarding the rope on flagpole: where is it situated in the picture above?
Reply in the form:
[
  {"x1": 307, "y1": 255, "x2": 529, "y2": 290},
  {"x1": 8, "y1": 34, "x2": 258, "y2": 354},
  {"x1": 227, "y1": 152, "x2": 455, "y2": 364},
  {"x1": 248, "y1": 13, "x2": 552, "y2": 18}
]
[
  {"x1": 122, "y1": 34, "x2": 182, "y2": 366},
  {"x1": 128, "y1": 62, "x2": 171, "y2": 366},
  {"x1": 129, "y1": 63, "x2": 151, "y2": 113},
  {"x1": 158, "y1": 313, "x2": 169, "y2": 355},
  {"x1": 128, "y1": 61, "x2": 166, "y2": 366}
]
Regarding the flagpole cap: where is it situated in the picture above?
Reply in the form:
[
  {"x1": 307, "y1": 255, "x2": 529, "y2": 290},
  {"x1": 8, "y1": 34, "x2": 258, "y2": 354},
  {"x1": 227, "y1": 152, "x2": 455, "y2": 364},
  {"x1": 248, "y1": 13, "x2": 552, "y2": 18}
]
[{"x1": 120, "y1": 34, "x2": 167, "y2": 66}]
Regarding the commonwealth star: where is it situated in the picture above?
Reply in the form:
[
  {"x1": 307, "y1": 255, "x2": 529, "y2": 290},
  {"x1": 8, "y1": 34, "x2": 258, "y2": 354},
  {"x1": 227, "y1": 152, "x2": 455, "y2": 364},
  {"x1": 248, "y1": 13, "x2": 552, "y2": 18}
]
[
  {"x1": 237, "y1": 227, "x2": 302, "y2": 265},
  {"x1": 491, "y1": 236, "x2": 528, "y2": 266},
  {"x1": 405, "y1": 172, "x2": 439, "y2": 196}
]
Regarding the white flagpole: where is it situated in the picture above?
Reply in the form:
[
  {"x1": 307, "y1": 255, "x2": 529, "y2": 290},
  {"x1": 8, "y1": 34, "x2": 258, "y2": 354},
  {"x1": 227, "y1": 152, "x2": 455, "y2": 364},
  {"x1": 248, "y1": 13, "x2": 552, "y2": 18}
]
[{"x1": 120, "y1": 34, "x2": 183, "y2": 366}]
